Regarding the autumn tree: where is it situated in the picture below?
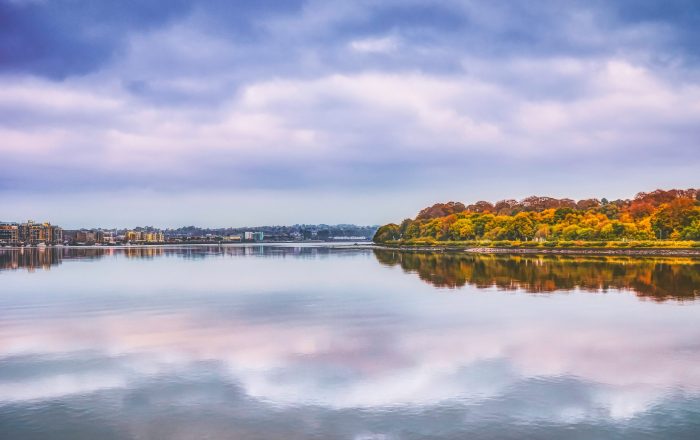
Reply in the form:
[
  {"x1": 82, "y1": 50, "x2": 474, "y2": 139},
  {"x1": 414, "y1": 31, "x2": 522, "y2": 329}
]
[{"x1": 374, "y1": 188, "x2": 699, "y2": 243}]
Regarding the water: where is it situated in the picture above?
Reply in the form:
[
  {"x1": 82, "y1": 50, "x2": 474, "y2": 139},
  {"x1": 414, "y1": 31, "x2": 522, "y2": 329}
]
[{"x1": 1, "y1": 245, "x2": 699, "y2": 439}]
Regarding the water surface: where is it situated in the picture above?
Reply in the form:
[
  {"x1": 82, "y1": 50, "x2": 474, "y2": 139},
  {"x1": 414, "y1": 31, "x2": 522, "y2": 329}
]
[{"x1": 1, "y1": 245, "x2": 699, "y2": 439}]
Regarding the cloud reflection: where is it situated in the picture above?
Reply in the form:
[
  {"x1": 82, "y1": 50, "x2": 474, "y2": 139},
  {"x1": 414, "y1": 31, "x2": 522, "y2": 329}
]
[{"x1": 1, "y1": 246, "x2": 700, "y2": 437}]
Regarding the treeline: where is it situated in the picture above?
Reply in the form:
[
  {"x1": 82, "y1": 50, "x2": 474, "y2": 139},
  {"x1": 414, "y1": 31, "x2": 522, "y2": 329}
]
[
  {"x1": 374, "y1": 189, "x2": 700, "y2": 243},
  {"x1": 166, "y1": 224, "x2": 378, "y2": 239}
]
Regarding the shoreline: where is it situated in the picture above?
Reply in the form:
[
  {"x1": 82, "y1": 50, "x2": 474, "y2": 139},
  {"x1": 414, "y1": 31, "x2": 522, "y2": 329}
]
[
  {"x1": 0, "y1": 242, "x2": 373, "y2": 250},
  {"x1": 2, "y1": 242, "x2": 700, "y2": 256},
  {"x1": 372, "y1": 244, "x2": 700, "y2": 257}
]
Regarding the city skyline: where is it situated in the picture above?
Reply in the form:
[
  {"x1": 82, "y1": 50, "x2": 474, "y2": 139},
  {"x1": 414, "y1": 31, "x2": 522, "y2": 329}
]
[
  {"x1": 0, "y1": 219, "x2": 377, "y2": 245},
  {"x1": 1, "y1": 0, "x2": 699, "y2": 226}
]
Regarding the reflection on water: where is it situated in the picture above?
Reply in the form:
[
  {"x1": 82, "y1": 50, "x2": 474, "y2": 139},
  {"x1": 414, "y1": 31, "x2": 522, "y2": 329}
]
[
  {"x1": 374, "y1": 250, "x2": 700, "y2": 301},
  {"x1": 0, "y1": 245, "x2": 358, "y2": 272},
  {"x1": 1, "y1": 246, "x2": 699, "y2": 439},
  {"x1": 5, "y1": 246, "x2": 698, "y2": 301}
]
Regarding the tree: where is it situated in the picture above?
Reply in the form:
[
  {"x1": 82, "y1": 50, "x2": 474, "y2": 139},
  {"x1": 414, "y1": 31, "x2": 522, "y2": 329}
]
[
  {"x1": 399, "y1": 218, "x2": 412, "y2": 237},
  {"x1": 576, "y1": 198, "x2": 601, "y2": 210},
  {"x1": 681, "y1": 220, "x2": 700, "y2": 240},
  {"x1": 629, "y1": 202, "x2": 655, "y2": 220},
  {"x1": 449, "y1": 219, "x2": 475, "y2": 240},
  {"x1": 373, "y1": 224, "x2": 401, "y2": 242},
  {"x1": 416, "y1": 202, "x2": 466, "y2": 220},
  {"x1": 467, "y1": 201, "x2": 494, "y2": 213},
  {"x1": 651, "y1": 198, "x2": 698, "y2": 239},
  {"x1": 509, "y1": 212, "x2": 537, "y2": 240},
  {"x1": 494, "y1": 199, "x2": 520, "y2": 215},
  {"x1": 554, "y1": 207, "x2": 574, "y2": 223},
  {"x1": 377, "y1": 188, "x2": 700, "y2": 243}
]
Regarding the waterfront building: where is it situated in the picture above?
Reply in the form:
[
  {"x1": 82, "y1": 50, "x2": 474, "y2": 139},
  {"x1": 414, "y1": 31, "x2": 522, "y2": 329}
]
[
  {"x1": 62, "y1": 230, "x2": 79, "y2": 243},
  {"x1": 252, "y1": 231, "x2": 264, "y2": 242},
  {"x1": 98, "y1": 231, "x2": 116, "y2": 244},
  {"x1": 63, "y1": 229, "x2": 116, "y2": 245},
  {"x1": 52, "y1": 226, "x2": 63, "y2": 243},
  {"x1": 142, "y1": 232, "x2": 164, "y2": 242},
  {"x1": 0, "y1": 223, "x2": 19, "y2": 244},
  {"x1": 125, "y1": 230, "x2": 164, "y2": 243},
  {"x1": 18, "y1": 221, "x2": 63, "y2": 245},
  {"x1": 125, "y1": 230, "x2": 141, "y2": 242},
  {"x1": 75, "y1": 230, "x2": 97, "y2": 244}
]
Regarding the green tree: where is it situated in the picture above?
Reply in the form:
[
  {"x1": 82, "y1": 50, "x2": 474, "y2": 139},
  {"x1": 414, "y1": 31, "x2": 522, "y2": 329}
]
[
  {"x1": 373, "y1": 224, "x2": 400, "y2": 242},
  {"x1": 449, "y1": 218, "x2": 475, "y2": 240}
]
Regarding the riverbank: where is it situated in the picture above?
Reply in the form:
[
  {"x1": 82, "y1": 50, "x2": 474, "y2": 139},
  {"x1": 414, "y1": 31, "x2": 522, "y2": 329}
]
[{"x1": 373, "y1": 243, "x2": 700, "y2": 256}]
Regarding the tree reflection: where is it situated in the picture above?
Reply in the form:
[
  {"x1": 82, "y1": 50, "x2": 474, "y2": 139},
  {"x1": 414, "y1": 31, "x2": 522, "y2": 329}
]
[{"x1": 374, "y1": 250, "x2": 700, "y2": 301}]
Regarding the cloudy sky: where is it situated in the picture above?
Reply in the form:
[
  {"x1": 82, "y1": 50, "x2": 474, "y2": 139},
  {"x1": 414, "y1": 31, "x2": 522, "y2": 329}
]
[{"x1": 1, "y1": 0, "x2": 698, "y2": 228}]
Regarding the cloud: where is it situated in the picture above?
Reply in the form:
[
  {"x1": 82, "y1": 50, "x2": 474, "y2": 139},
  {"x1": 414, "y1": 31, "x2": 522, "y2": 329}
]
[
  {"x1": 0, "y1": 0, "x2": 193, "y2": 78},
  {"x1": 0, "y1": 0, "x2": 699, "y2": 224},
  {"x1": 349, "y1": 36, "x2": 399, "y2": 53},
  {"x1": 1, "y1": 60, "x2": 697, "y2": 182}
]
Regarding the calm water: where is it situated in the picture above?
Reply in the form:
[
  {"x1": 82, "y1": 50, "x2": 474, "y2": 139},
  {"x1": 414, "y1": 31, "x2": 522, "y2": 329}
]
[{"x1": 1, "y1": 245, "x2": 699, "y2": 439}]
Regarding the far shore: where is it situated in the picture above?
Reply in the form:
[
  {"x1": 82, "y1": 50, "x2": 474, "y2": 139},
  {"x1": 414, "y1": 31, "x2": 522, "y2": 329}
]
[
  {"x1": 3, "y1": 242, "x2": 700, "y2": 256},
  {"x1": 0, "y1": 241, "x2": 372, "y2": 250}
]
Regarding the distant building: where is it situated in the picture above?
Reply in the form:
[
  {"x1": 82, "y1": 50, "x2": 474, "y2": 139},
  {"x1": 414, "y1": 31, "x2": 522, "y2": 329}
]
[
  {"x1": 142, "y1": 232, "x2": 163, "y2": 242},
  {"x1": 0, "y1": 223, "x2": 19, "y2": 244},
  {"x1": 223, "y1": 235, "x2": 242, "y2": 242},
  {"x1": 125, "y1": 230, "x2": 164, "y2": 243},
  {"x1": 242, "y1": 231, "x2": 264, "y2": 242},
  {"x1": 98, "y1": 230, "x2": 116, "y2": 244},
  {"x1": 52, "y1": 226, "x2": 63, "y2": 243},
  {"x1": 63, "y1": 229, "x2": 116, "y2": 245},
  {"x1": 290, "y1": 231, "x2": 303, "y2": 241},
  {"x1": 17, "y1": 220, "x2": 63, "y2": 245},
  {"x1": 75, "y1": 230, "x2": 97, "y2": 243},
  {"x1": 125, "y1": 230, "x2": 140, "y2": 242},
  {"x1": 62, "y1": 230, "x2": 79, "y2": 243}
]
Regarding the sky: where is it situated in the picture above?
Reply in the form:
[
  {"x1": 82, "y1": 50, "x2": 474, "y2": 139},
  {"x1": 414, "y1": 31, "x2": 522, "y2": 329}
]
[{"x1": 1, "y1": 0, "x2": 699, "y2": 228}]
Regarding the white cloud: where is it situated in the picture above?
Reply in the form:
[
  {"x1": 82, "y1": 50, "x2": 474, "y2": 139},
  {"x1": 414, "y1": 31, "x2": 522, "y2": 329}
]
[
  {"x1": 349, "y1": 36, "x2": 399, "y2": 53},
  {"x1": 3, "y1": 58, "x2": 698, "y2": 167}
]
